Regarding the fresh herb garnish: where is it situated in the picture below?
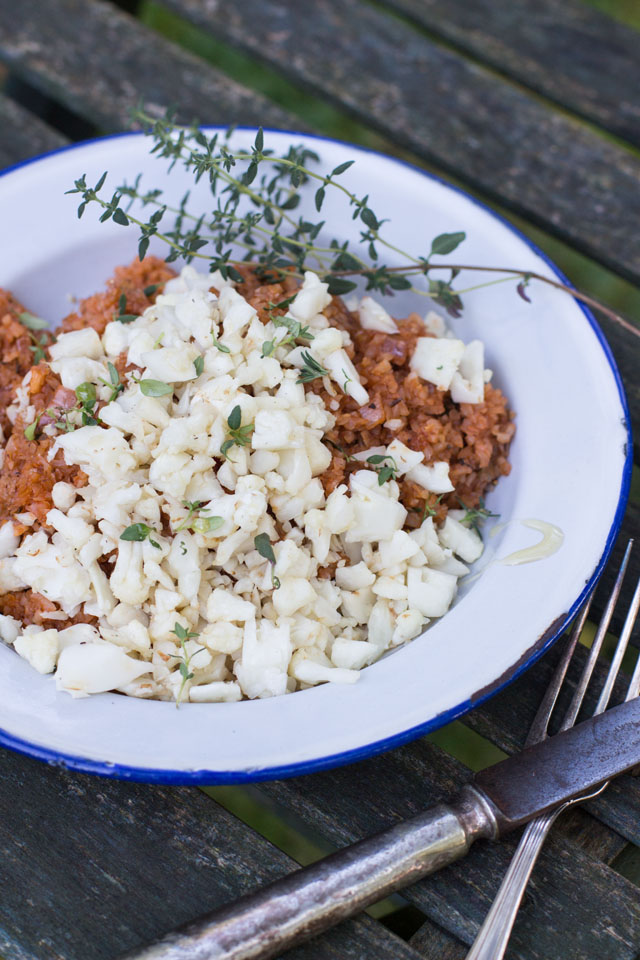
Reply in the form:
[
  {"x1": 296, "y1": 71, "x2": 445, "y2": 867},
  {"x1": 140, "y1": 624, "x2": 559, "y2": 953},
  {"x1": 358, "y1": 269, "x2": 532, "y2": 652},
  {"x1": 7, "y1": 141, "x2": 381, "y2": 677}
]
[
  {"x1": 420, "y1": 493, "x2": 444, "y2": 524},
  {"x1": 175, "y1": 500, "x2": 224, "y2": 534},
  {"x1": 366, "y1": 453, "x2": 398, "y2": 485},
  {"x1": 67, "y1": 114, "x2": 639, "y2": 340},
  {"x1": 261, "y1": 299, "x2": 314, "y2": 358},
  {"x1": 211, "y1": 336, "x2": 231, "y2": 353},
  {"x1": 170, "y1": 622, "x2": 205, "y2": 707},
  {"x1": 193, "y1": 355, "x2": 205, "y2": 376},
  {"x1": 143, "y1": 283, "x2": 163, "y2": 297},
  {"x1": 133, "y1": 377, "x2": 173, "y2": 398},
  {"x1": 18, "y1": 312, "x2": 52, "y2": 363},
  {"x1": 221, "y1": 404, "x2": 254, "y2": 459},
  {"x1": 297, "y1": 351, "x2": 329, "y2": 384},
  {"x1": 120, "y1": 522, "x2": 161, "y2": 548},
  {"x1": 19, "y1": 311, "x2": 49, "y2": 331},
  {"x1": 24, "y1": 415, "x2": 42, "y2": 441},
  {"x1": 114, "y1": 293, "x2": 139, "y2": 324},
  {"x1": 254, "y1": 533, "x2": 280, "y2": 589},
  {"x1": 457, "y1": 498, "x2": 499, "y2": 533},
  {"x1": 98, "y1": 361, "x2": 125, "y2": 403}
]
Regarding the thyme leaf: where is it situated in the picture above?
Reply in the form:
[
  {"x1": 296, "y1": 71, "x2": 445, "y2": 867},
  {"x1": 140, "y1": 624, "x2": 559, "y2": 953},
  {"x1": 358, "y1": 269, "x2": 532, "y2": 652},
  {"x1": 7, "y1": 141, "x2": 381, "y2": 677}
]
[
  {"x1": 120, "y1": 522, "x2": 161, "y2": 548},
  {"x1": 297, "y1": 350, "x2": 329, "y2": 384}
]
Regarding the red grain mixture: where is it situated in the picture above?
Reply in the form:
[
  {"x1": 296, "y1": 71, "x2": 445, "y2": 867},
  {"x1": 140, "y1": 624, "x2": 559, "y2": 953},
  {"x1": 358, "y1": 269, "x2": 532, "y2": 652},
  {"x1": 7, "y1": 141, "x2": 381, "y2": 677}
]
[{"x1": 0, "y1": 258, "x2": 514, "y2": 628}]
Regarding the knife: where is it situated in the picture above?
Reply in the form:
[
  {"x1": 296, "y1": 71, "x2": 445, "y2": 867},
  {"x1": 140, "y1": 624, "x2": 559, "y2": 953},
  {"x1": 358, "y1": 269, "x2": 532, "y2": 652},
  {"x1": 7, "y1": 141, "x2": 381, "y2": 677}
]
[{"x1": 121, "y1": 694, "x2": 640, "y2": 960}]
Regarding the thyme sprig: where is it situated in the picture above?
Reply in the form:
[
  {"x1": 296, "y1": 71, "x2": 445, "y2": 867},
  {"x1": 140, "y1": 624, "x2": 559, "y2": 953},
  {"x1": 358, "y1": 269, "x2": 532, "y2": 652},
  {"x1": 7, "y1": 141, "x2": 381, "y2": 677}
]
[
  {"x1": 175, "y1": 500, "x2": 223, "y2": 534},
  {"x1": 18, "y1": 311, "x2": 54, "y2": 363},
  {"x1": 221, "y1": 404, "x2": 254, "y2": 459},
  {"x1": 297, "y1": 351, "x2": 329, "y2": 384},
  {"x1": 366, "y1": 453, "x2": 399, "y2": 485},
  {"x1": 170, "y1": 622, "x2": 205, "y2": 707},
  {"x1": 458, "y1": 498, "x2": 499, "y2": 533},
  {"x1": 66, "y1": 109, "x2": 638, "y2": 339}
]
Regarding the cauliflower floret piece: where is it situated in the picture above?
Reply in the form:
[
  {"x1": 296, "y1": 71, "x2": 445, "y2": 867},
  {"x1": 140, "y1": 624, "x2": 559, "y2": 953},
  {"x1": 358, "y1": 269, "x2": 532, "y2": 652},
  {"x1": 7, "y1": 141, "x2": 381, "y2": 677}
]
[
  {"x1": 273, "y1": 577, "x2": 316, "y2": 617},
  {"x1": 0, "y1": 613, "x2": 21, "y2": 645},
  {"x1": 110, "y1": 540, "x2": 151, "y2": 605},
  {"x1": 289, "y1": 649, "x2": 359, "y2": 686},
  {"x1": 410, "y1": 338, "x2": 465, "y2": 389},
  {"x1": 13, "y1": 532, "x2": 92, "y2": 611},
  {"x1": 385, "y1": 439, "x2": 423, "y2": 476},
  {"x1": 407, "y1": 461, "x2": 454, "y2": 494},
  {"x1": 335, "y1": 562, "x2": 376, "y2": 591},
  {"x1": 140, "y1": 344, "x2": 200, "y2": 383},
  {"x1": 346, "y1": 476, "x2": 407, "y2": 543},
  {"x1": 324, "y1": 485, "x2": 354, "y2": 535},
  {"x1": 55, "y1": 643, "x2": 152, "y2": 698},
  {"x1": 392, "y1": 608, "x2": 425, "y2": 645},
  {"x1": 359, "y1": 297, "x2": 398, "y2": 333},
  {"x1": 0, "y1": 521, "x2": 19, "y2": 559},
  {"x1": 189, "y1": 681, "x2": 242, "y2": 703},
  {"x1": 48, "y1": 328, "x2": 103, "y2": 361},
  {"x1": 14, "y1": 628, "x2": 60, "y2": 674},
  {"x1": 50, "y1": 357, "x2": 109, "y2": 391},
  {"x1": 167, "y1": 533, "x2": 201, "y2": 604},
  {"x1": 53, "y1": 426, "x2": 137, "y2": 481},
  {"x1": 206, "y1": 587, "x2": 256, "y2": 623},
  {"x1": 235, "y1": 619, "x2": 292, "y2": 699},
  {"x1": 288, "y1": 271, "x2": 332, "y2": 323},
  {"x1": 200, "y1": 622, "x2": 244, "y2": 655},
  {"x1": 407, "y1": 567, "x2": 457, "y2": 618},
  {"x1": 331, "y1": 637, "x2": 379, "y2": 670},
  {"x1": 252, "y1": 410, "x2": 296, "y2": 451},
  {"x1": 51, "y1": 482, "x2": 77, "y2": 512},
  {"x1": 450, "y1": 340, "x2": 485, "y2": 404},
  {"x1": 438, "y1": 514, "x2": 484, "y2": 563}
]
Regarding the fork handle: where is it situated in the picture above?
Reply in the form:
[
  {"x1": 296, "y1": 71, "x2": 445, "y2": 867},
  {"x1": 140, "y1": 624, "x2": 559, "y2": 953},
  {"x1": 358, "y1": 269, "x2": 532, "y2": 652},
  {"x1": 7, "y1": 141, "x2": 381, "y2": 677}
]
[
  {"x1": 466, "y1": 809, "x2": 561, "y2": 960},
  {"x1": 120, "y1": 787, "x2": 497, "y2": 960}
]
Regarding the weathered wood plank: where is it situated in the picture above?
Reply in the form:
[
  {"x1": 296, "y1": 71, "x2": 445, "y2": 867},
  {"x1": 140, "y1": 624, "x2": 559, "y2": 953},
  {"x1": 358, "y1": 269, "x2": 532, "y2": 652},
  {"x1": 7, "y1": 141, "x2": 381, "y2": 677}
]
[
  {"x1": 154, "y1": 0, "x2": 640, "y2": 289},
  {"x1": 0, "y1": 0, "x2": 297, "y2": 133},
  {"x1": 0, "y1": 749, "x2": 425, "y2": 960},
  {"x1": 378, "y1": 0, "x2": 640, "y2": 148},
  {"x1": 0, "y1": 94, "x2": 68, "y2": 169},
  {"x1": 257, "y1": 740, "x2": 640, "y2": 959}
]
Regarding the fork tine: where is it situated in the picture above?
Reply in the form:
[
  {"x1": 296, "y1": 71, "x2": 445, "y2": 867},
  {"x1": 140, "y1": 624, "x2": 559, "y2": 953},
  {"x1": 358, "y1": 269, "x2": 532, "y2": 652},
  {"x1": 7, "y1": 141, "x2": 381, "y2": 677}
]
[
  {"x1": 559, "y1": 539, "x2": 633, "y2": 732},
  {"x1": 621, "y1": 573, "x2": 640, "y2": 701},
  {"x1": 595, "y1": 566, "x2": 640, "y2": 713},
  {"x1": 524, "y1": 595, "x2": 593, "y2": 747}
]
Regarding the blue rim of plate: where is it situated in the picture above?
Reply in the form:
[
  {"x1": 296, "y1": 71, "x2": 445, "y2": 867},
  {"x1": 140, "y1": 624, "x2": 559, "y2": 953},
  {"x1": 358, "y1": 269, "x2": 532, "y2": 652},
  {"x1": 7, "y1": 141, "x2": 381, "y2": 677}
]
[{"x1": 0, "y1": 129, "x2": 633, "y2": 784}]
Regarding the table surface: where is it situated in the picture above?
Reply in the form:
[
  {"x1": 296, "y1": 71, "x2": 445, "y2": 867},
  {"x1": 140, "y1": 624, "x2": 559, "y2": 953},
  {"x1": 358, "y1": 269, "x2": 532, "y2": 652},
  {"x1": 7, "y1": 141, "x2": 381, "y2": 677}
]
[{"x1": 0, "y1": 1, "x2": 639, "y2": 958}]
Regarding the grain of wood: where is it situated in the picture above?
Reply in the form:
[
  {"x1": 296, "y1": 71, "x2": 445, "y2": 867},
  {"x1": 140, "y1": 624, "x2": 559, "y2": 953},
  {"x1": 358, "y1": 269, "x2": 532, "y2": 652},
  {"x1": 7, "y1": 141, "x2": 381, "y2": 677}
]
[
  {"x1": 0, "y1": 94, "x2": 68, "y2": 168},
  {"x1": 378, "y1": 0, "x2": 640, "y2": 148},
  {"x1": 0, "y1": 0, "x2": 297, "y2": 133},
  {"x1": 0, "y1": 750, "x2": 425, "y2": 960},
  {"x1": 257, "y1": 741, "x2": 640, "y2": 959}
]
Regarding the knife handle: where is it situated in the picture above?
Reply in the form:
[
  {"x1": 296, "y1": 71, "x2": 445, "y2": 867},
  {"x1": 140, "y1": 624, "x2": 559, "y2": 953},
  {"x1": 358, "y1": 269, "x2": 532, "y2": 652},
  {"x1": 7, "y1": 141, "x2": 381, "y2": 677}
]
[{"x1": 120, "y1": 786, "x2": 498, "y2": 960}]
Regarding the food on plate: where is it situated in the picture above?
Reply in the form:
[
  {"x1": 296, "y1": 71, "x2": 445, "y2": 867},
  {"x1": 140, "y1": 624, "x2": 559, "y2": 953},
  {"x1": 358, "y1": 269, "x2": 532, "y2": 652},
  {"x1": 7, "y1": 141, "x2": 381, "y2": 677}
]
[{"x1": 0, "y1": 258, "x2": 514, "y2": 702}]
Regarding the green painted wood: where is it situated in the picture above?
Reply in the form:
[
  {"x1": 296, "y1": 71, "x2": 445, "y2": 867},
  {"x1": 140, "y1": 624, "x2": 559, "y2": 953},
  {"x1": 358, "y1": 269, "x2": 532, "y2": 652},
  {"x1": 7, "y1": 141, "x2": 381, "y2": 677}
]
[
  {"x1": 257, "y1": 740, "x2": 640, "y2": 959},
  {"x1": 0, "y1": 94, "x2": 68, "y2": 168},
  {"x1": 0, "y1": 0, "x2": 297, "y2": 133},
  {"x1": 154, "y1": 0, "x2": 640, "y2": 289},
  {"x1": 378, "y1": 0, "x2": 640, "y2": 148},
  {"x1": 0, "y1": 749, "x2": 426, "y2": 960}
]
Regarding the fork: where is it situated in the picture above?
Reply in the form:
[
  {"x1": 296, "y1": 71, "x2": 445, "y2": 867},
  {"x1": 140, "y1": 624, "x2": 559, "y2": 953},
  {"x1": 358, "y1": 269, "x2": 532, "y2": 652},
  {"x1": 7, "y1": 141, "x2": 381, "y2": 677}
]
[{"x1": 467, "y1": 539, "x2": 640, "y2": 960}]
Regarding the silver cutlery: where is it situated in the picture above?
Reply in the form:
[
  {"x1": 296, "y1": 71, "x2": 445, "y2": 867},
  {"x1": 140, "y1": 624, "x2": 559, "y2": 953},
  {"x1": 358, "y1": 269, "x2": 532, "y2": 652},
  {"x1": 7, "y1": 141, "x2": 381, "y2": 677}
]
[{"x1": 467, "y1": 538, "x2": 640, "y2": 959}]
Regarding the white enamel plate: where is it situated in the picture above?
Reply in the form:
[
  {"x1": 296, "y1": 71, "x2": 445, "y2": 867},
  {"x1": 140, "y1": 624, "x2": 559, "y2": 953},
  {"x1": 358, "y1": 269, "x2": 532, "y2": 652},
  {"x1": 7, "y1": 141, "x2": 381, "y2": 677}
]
[{"x1": 0, "y1": 130, "x2": 631, "y2": 783}]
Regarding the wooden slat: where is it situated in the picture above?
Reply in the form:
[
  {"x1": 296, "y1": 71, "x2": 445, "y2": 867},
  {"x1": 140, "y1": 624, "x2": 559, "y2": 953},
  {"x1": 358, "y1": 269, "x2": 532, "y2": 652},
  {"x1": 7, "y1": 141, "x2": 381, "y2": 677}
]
[
  {"x1": 0, "y1": 749, "x2": 425, "y2": 960},
  {"x1": 0, "y1": 94, "x2": 68, "y2": 169},
  {"x1": 153, "y1": 0, "x2": 640, "y2": 287},
  {"x1": 0, "y1": 0, "x2": 297, "y2": 133},
  {"x1": 256, "y1": 739, "x2": 640, "y2": 959},
  {"x1": 378, "y1": 0, "x2": 640, "y2": 148}
]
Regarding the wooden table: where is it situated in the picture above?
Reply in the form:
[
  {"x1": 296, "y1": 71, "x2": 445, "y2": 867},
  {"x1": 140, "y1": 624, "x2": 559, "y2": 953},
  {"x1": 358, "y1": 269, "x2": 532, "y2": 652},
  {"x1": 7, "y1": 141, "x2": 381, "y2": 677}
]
[{"x1": 1, "y1": 2, "x2": 639, "y2": 958}]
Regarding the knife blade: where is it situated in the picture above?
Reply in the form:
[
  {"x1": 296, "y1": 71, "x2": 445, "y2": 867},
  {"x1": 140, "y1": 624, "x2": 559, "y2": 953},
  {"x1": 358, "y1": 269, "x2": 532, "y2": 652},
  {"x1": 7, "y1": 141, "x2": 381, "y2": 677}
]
[{"x1": 121, "y1": 695, "x2": 640, "y2": 960}]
